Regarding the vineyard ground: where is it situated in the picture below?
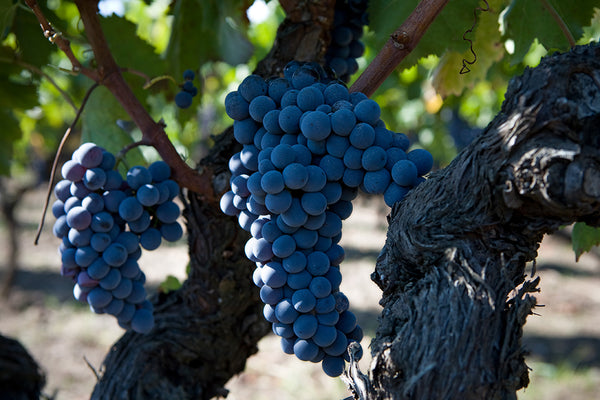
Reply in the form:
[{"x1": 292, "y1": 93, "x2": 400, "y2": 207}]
[{"x1": 0, "y1": 188, "x2": 599, "y2": 400}]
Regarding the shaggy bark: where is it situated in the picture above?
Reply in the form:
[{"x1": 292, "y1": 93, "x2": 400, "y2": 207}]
[
  {"x1": 91, "y1": 2, "x2": 335, "y2": 399},
  {"x1": 344, "y1": 44, "x2": 600, "y2": 400}
]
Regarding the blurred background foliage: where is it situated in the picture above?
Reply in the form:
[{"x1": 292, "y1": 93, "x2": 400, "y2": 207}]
[{"x1": 0, "y1": 0, "x2": 599, "y2": 249}]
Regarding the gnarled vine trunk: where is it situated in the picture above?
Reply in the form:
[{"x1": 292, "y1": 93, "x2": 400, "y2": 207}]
[{"x1": 345, "y1": 44, "x2": 600, "y2": 400}]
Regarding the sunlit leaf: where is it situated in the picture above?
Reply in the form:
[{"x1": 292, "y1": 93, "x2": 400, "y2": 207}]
[
  {"x1": 572, "y1": 222, "x2": 600, "y2": 261},
  {"x1": 502, "y1": 0, "x2": 599, "y2": 63}
]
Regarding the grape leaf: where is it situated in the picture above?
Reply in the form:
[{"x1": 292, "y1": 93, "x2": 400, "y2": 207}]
[
  {"x1": 572, "y1": 222, "x2": 600, "y2": 261},
  {"x1": 81, "y1": 86, "x2": 146, "y2": 168},
  {"x1": 502, "y1": 0, "x2": 599, "y2": 63},
  {"x1": 166, "y1": 0, "x2": 253, "y2": 76},
  {"x1": 432, "y1": 0, "x2": 505, "y2": 97},
  {"x1": 100, "y1": 16, "x2": 167, "y2": 78},
  {"x1": 12, "y1": 6, "x2": 55, "y2": 68},
  {"x1": 0, "y1": 0, "x2": 17, "y2": 40},
  {"x1": 367, "y1": 0, "x2": 496, "y2": 68},
  {"x1": 0, "y1": 108, "x2": 21, "y2": 175},
  {"x1": 159, "y1": 275, "x2": 182, "y2": 293}
]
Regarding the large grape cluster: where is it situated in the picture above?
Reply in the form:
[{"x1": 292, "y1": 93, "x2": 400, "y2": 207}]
[
  {"x1": 325, "y1": 0, "x2": 369, "y2": 83},
  {"x1": 220, "y1": 62, "x2": 432, "y2": 377},
  {"x1": 52, "y1": 143, "x2": 183, "y2": 333}
]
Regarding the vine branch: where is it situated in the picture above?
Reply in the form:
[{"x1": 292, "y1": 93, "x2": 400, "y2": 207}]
[
  {"x1": 350, "y1": 0, "x2": 450, "y2": 96},
  {"x1": 24, "y1": 0, "x2": 215, "y2": 201}
]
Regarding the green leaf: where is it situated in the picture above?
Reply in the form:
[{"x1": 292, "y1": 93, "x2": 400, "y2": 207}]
[
  {"x1": 0, "y1": 77, "x2": 38, "y2": 109},
  {"x1": 502, "y1": 0, "x2": 599, "y2": 63},
  {"x1": 81, "y1": 86, "x2": 146, "y2": 168},
  {"x1": 572, "y1": 222, "x2": 600, "y2": 261},
  {"x1": 166, "y1": 0, "x2": 253, "y2": 76},
  {"x1": 432, "y1": 0, "x2": 505, "y2": 97},
  {"x1": 159, "y1": 275, "x2": 182, "y2": 293},
  {"x1": 367, "y1": 0, "x2": 496, "y2": 68},
  {"x1": 100, "y1": 15, "x2": 167, "y2": 78},
  {"x1": 12, "y1": 6, "x2": 54, "y2": 68},
  {"x1": 0, "y1": 0, "x2": 17, "y2": 40}
]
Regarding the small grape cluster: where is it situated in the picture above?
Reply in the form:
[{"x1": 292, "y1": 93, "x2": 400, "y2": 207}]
[
  {"x1": 175, "y1": 69, "x2": 198, "y2": 109},
  {"x1": 325, "y1": 0, "x2": 369, "y2": 82},
  {"x1": 220, "y1": 62, "x2": 432, "y2": 377},
  {"x1": 52, "y1": 143, "x2": 183, "y2": 333}
]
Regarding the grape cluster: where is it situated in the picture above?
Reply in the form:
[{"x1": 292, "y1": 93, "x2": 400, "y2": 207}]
[
  {"x1": 52, "y1": 143, "x2": 184, "y2": 333},
  {"x1": 220, "y1": 62, "x2": 432, "y2": 376},
  {"x1": 325, "y1": 0, "x2": 369, "y2": 83},
  {"x1": 175, "y1": 69, "x2": 198, "y2": 109}
]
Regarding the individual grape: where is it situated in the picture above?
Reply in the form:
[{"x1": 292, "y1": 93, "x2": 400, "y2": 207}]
[
  {"x1": 407, "y1": 148, "x2": 434, "y2": 176},
  {"x1": 103, "y1": 243, "x2": 128, "y2": 267},
  {"x1": 281, "y1": 198, "x2": 308, "y2": 227},
  {"x1": 336, "y1": 310, "x2": 358, "y2": 334},
  {"x1": 292, "y1": 228, "x2": 319, "y2": 249},
  {"x1": 391, "y1": 160, "x2": 418, "y2": 186},
  {"x1": 293, "y1": 339, "x2": 319, "y2": 361},
  {"x1": 322, "y1": 356, "x2": 345, "y2": 377},
  {"x1": 260, "y1": 285, "x2": 284, "y2": 305},
  {"x1": 282, "y1": 251, "x2": 307, "y2": 273},
  {"x1": 68, "y1": 228, "x2": 92, "y2": 247},
  {"x1": 182, "y1": 80, "x2": 198, "y2": 96},
  {"x1": 309, "y1": 276, "x2": 333, "y2": 298},
  {"x1": 270, "y1": 144, "x2": 296, "y2": 169},
  {"x1": 81, "y1": 193, "x2": 104, "y2": 214},
  {"x1": 238, "y1": 74, "x2": 268, "y2": 102},
  {"x1": 99, "y1": 268, "x2": 122, "y2": 291},
  {"x1": 292, "y1": 289, "x2": 317, "y2": 313},
  {"x1": 384, "y1": 183, "x2": 410, "y2": 207},
  {"x1": 90, "y1": 211, "x2": 114, "y2": 233},
  {"x1": 126, "y1": 166, "x2": 152, "y2": 190},
  {"x1": 361, "y1": 146, "x2": 387, "y2": 171},
  {"x1": 260, "y1": 170, "x2": 285, "y2": 194},
  {"x1": 249, "y1": 95, "x2": 276, "y2": 122},
  {"x1": 260, "y1": 262, "x2": 287, "y2": 288},
  {"x1": 293, "y1": 314, "x2": 318, "y2": 339},
  {"x1": 234, "y1": 119, "x2": 260, "y2": 145},
  {"x1": 119, "y1": 197, "x2": 144, "y2": 221},
  {"x1": 104, "y1": 298, "x2": 124, "y2": 316},
  {"x1": 354, "y1": 99, "x2": 381, "y2": 126},
  {"x1": 349, "y1": 122, "x2": 375, "y2": 149},
  {"x1": 297, "y1": 86, "x2": 324, "y2": 111},
  {"x1": 156, "y1": 201, "x2": 180, "y2": 224},
  {"x1": 303, "y1": 165, "x2": 327, "y2": 192},
  {"x1": 307, "y1": 251, "x2": 330, "y2": 276},
  {"x1": 66, "y1": 206, "x2": 92, "y2": 230},
  {"x1": 363, "y1": 169, "x2": 391, "y2": 194},
  {"x1": 90, "y1": 232, "x2": 111, "y2": 252},
  {"x1": 300, "y1": 111, "x2": 331, "y2": 141},
  {"x1": 54, "y1": 179, "x2": 72, "y2": 202},
  {"x1": 282, "y1": 163, "x2": 308, "y2": 190},
  {"x1": 70, "y1": 181, "x2": 91, "y2": 199},
  {"x1": 183, "y1": 69, "x2": 195, "y2": 81},
  {"x1": 131, "y1": 309, "x2": 154, "y2": 334},
  {"x1": 240, "y1": 144, "x2": 260, "y2": 171},
  {"x1": 87, "y1": 287, "x2": 112, "y2": 309},
  {"x1": 319, "y1": 155, "x2": 344, "y2": 181},
  {"x1": 287, "y1": 270, "x2": 312, "y2": 290},
  {"x1": 175, "y1": 91, "x2": 193, "y2": 109},
  {"x1": 326, "y1": 134, "x2": 350, "y2": 158},
  {"x1": 300, "y1": 192, "x2": 327, "y2": 216},
  {"x1": 136, "y1": 184, "x2": 160, "y2": 206},
  {"x1": 113, "y1": 278, "x2": 133, "y2": 300},
  {"x1": 83, "y1": 168, "x2": 107, "y2": 190},
  {"x1": 253, "y1": 238, "x2": 274, "y2": 261},
  {"x1": 265, "y1": 191, "x2": 293, "y2": 214},
  {"x1": 278, "y1": 105, "x2": 303, "y2": 134},
  {"x1": 313, "y1": 324, "x2": 337, "y2": 347},
  {"x1": 161, "y1": 222, "x2": 183, "y2": 242},
  {"x1": 268, "y1": 77, "x2": 291, "y2": 104},
  {"x1": 73, "y1": 142, "x2": 104, "y2": 168},
  {"x1": 272, "y1": 234, "x2": 296, "y2": 258},
  {"x1": 140, "y1": 228, "x2": 162, "y2": 251}
]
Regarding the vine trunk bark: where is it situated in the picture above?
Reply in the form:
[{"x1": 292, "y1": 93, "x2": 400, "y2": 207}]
[{"x1": 343, "y1": 44, "x2": 600, "y2": 400}]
